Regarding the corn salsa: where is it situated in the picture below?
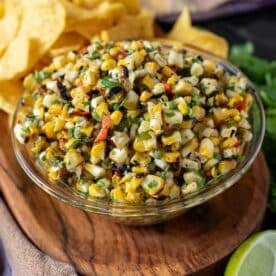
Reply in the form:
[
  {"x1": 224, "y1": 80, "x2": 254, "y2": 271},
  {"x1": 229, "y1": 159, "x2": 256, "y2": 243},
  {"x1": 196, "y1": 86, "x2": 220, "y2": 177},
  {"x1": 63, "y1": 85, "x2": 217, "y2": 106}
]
[{"x1": 14, "y1": 40, "x2": 253, "y2": 203}]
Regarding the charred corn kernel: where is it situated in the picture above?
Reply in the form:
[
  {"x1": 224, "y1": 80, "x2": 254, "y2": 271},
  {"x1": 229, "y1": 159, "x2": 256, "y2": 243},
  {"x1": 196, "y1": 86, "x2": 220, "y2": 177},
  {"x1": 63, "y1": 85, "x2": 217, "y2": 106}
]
[
  {"x1": 54, "y1": 118, "x2": 65, "y2": 132},
  {"x1": 164, "y1": 152, "x2": 180, "y2": 163},
  {"x1": 173, "y1": 80, "x2": 193, "y2": 95},
  {"x1": 43, "y1": 121, "x2": 55, "y2": 139},
  {"x1": 111, "y1": 187, "x2": 125, "y2": 202},
  {"x1": 142, "y1": 75, "x2": 154, "y2": 89},
  {"x1": 96, "y1": 102, "x2": 109, "y2": 117},
  {"x1": 209, "y1": 136, "x2": 220, "y2": 146},
  {"x1": 28, "y1": 125, "x2": 38, "y2": 136},
  {"x1": 145, "y1": 62, "x2": 159, "y2": 73},
  {"x1": 64, "y1": 148, "x2": 84, "y2": 170},
  {"x1": 181, "y1": 120, "x2": 193, "y2": 129},
  {"x1": 203, "y1": 60, "x2": 216, "y2": 75},
  {"x1": 140, "y1": 91, "x2": 152, "y2": 102},
  {"x1": 181, "y1": 137, "x2": 199, "y2": 157},
  {"x1": 199, "y1": 138, "x2": 214, "y2": 159},
  {"x1": 177, "y1": 101, "x2": 188, "y2": 115},
  {"x1": 167, "y1": 75, "x2": 178, "y2": 85},
  {"x1": 90, "y1": 141, "x2": 106, "y2": 164},
  {"x1": 215, "y1": 93, "x2": 228, "y2": 106},
  {"x1": 191, "y1": 106, "x2": 206, "y2": 121},
  {"x1": 110, "y1": 110, "x2": 122, "y2": 126},
  {"x1": 125, "y1": 177, "x2": 143, "y2": 193},
  {"x1": 162, "y1": 65, "x2": 175, "y2": 77},
  {"x1": 218, "y1": 160, "x2": 237, "y2": 174},
  {"x1": 101, "y1": 59, "x2": 116, "y2": 71},
  {"x1": 131, "y1": 166, "x2": 148, "y2": 174},
  {"x1": 221, "y1": 137, "x2": 239, "y2": 149},
  {"x1": 228, "y1": 94, "x2": 243, "y2": 108},
  {"x1": 142, "y1": 175, "x2": 164, "y2": 196},
  {"x1": 31, "y1": 137, "x2": 47, "y2": 154},
  {"x1": 131, "y1": 152, "x2": 151, "y2": 165},
  {"x1": 161, "y1": 131, "x2": 181, "y2": 145},
  {"x1": 80, "y1": 124, "x2": 94, "y2": 136},
  {"x1": 89, "y1": 184, "x2": 106, "y2": 198},
  {"x1": 171, "y1": 142, "x2": 181, "y2": 151},
  {"x1": 213, "y1": 108, "x2": 231, "y2": 123}
]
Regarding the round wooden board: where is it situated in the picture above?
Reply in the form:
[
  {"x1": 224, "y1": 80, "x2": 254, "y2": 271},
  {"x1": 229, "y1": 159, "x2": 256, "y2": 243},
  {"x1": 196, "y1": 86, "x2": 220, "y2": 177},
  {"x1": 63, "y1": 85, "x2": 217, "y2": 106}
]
[{"x1": 0, "y1": 112, "x2": 269, "y2": 275}]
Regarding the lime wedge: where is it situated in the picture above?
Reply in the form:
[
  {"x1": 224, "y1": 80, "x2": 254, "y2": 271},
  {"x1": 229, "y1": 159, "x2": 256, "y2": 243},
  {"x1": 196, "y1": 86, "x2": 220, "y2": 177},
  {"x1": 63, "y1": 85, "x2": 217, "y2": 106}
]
[{"x1": 225, "y1": 230, "x2": 276, "y2": 276}]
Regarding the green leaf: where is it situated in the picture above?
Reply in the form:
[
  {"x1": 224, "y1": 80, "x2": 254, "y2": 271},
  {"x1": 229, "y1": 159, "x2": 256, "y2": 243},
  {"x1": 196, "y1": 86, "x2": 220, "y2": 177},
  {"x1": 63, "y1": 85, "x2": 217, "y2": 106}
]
[
  {"x1": 34, "y1": 70, "x2": 51, "y2": 82},
  {"x1": 230, "y1": 42, "x2": 254, "y2": 57},
  {"x1": 101, "y1": 76, "x2": 121, "y2": 89}
]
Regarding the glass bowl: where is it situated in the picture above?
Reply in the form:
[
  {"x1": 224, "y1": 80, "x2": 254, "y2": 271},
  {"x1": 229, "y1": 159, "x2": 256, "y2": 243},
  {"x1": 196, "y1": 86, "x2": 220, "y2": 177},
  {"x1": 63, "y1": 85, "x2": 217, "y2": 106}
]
[{"x1": 11, "y1": 47, "x2": 265, "y2": 225}]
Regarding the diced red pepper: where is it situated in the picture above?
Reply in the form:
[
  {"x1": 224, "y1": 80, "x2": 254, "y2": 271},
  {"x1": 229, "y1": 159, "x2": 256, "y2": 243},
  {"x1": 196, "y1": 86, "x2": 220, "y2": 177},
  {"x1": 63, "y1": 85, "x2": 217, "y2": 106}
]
[
  {"x1": 236, "y1": 101, "x2": 245, "y2": 112},
  {"x1": 165, "y1": 83, "x2": 172, "y2": 94},
  {"x1": 71, "y1": 110, "x2": 90, "y2": 116},
  {"x1": 94, "y1": 115, "x2": 111, "y2": 143},
  {"x1": 205, "y1": 170, "x2": 212, "y2": 178},
  {"x1": 115, "y1": 50, "x2": 127, "y2": 59},
  {"x1": 81, "y1": 45, "x2": 89, "y2": 54}
]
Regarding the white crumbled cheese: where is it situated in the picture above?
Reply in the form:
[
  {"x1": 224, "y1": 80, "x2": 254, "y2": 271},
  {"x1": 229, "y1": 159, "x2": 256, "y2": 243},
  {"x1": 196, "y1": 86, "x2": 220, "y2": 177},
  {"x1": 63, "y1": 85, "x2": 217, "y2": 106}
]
[
  {"x1": 168, "y1": 50, "x2": 183, "y2": 68},
  {"x1": 14, "y1": 124, "x2": 27, "y2": 144}
]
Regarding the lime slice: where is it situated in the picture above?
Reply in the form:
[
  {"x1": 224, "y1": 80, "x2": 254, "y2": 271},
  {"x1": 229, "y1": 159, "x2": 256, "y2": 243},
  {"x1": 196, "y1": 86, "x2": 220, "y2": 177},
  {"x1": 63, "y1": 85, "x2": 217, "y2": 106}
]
[{"x1": 225, "y1": 230, "x2": 276, "y2": 276}]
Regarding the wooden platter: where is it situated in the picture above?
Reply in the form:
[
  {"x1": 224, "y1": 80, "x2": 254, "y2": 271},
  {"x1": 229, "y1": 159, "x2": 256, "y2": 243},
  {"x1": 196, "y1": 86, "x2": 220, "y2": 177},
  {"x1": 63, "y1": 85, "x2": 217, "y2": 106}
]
[{"x1": 0, "y1": 111, "x2": 269, "y2": 275}]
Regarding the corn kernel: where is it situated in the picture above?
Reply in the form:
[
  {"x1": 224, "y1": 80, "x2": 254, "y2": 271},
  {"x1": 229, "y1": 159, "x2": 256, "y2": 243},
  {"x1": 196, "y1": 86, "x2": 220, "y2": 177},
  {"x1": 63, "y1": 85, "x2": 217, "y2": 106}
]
[
  {"x1": 101, "y1": 59, "x2": 116, "y2": 71},
  {"x1": 110, "y1": 110, "x2": 122, "y2": 126},
  {"x1": 164, "y1": 152, "x2": 180, "y2": 163},
  {"x1": 162, "y1": 66, "x2": 175, "y2": 77},
  {"x1": 89, "y1": 184, "x2": 106, "y2": 198},
  {"x1": 199, "y1": 138, "x2": 214, "y2": 159},
  {"x1": 191, "y1": 106, "x2": 206, "y2": 121},
  {"x1": 125, "y1": 192, "x2": 142, "y2": 203},
  {"x1": 43, "y1": 121, "x2": 55, "y2": 139},
  {"x1": 90, "y1": 141, "x2": 106, "y2": 164},
  {"x1": 131, "y1": 166, "x2": 148, "y2": 174},
  {"x1": 161, "y1": 131, "x2": 181, "y2": 146},
  {"x1": 167, "y1": 75, "x2": 179, "y2": 85},
  {"x1": 111, "y1": 187, "x2": 125, "y2": 202},
  {"x1": 54, "y1": 118, "x2": 65, "y2": 132},
  {"x1": 228, "y1": 94, "x2": 243, "y2": 108},
  {"x1": 96, "y1": 102, "x2": 109, "y2": 117},
  {"x1": 215, "y1": 93, "x2": 228, "y2": 106},
  {"x1": 145, "y1": 62, "x2": 160, "y2": 74},
  {"x1": 177, "y1": 101, "x2": 188, "y2": 115},
  {"x1": 125, "y1": 177, "x2": 143, "y2": 193},
  {"x1": 80, "y1": 124, "x2": 94, "y2": 136},
  {"x1": 221, "y1": 137, "x2": 238, "y2": 149},
  {"x1": 142, "y1": 75, "x2": 154, "y2": 89},
  {"x1": 131, "y1": 152, "x2": 151, "y2": 165},
  {"x1": 140, "y1": 91, "x2": 152, "y2": 102},
  {"x1": 109, "y1": 47, "x2": 121, "y2": 56},
  {"x1": 218, "y1": 160, "x2": 237, "y2": 174}
]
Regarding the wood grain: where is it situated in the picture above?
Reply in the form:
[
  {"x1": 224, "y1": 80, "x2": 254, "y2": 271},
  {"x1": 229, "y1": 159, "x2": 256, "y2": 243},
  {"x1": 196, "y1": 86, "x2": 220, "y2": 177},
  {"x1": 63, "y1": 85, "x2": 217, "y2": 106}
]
[{"x1": 0, "y1": 111, "x2": 269, "y2": 275}]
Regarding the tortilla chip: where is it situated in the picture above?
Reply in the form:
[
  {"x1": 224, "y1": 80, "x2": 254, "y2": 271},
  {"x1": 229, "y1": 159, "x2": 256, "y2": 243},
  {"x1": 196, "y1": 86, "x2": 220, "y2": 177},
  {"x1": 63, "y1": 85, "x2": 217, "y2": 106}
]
[
  {"x1": 96, "y1": 9, "x2": 154, "y2": 41},
  {"x1": 0, "y1": 36, "x2": 31, "y2": 81},
  {"x1": 168, "y1": 6, "x2": 191, "y2": 40},
  {"x1": 48, "y1": 32, "x2": 88, "y2": 57},
  {"x1": 65, "y1": 2, "x2": 127, "y2": 38},
  {"x1": 19, "y1": 0, "x2": 66, "y2": 65},
  {"x1": 0, "y1": 80, "x2": 23, "y2": 114},
  {"x1": 0, "y1": 0, "x2": 21, "y2": 57}
]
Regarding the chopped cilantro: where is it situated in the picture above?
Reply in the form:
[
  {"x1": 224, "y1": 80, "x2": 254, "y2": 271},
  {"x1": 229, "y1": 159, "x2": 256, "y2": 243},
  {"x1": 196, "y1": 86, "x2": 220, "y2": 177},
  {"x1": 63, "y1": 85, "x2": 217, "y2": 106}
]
[
  {"x1": 101, "y1": 76, "x2": 121, "y2": 89},
  {"x1": 148, "y1": 180, "x2": 158, "y2": 189},
  {"x1": 34, "y1": 70, "x2": 51, "y2": 82},
  {"x1": 165, "y1": 111, "x2": 175, "y2": 118}
]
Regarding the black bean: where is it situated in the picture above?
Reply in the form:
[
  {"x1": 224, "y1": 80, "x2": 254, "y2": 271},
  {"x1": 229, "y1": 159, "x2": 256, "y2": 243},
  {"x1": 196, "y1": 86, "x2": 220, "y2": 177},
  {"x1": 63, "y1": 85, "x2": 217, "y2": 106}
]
[
  {"x1": 121, "y1": 65, "x2": 129, "y2": 78},
  {"x1": 113, "y1": 164, "x2": 130, "y2": 174},
  {"x1": 57, "y1": 81, "x2": 69, "y2": 100}
]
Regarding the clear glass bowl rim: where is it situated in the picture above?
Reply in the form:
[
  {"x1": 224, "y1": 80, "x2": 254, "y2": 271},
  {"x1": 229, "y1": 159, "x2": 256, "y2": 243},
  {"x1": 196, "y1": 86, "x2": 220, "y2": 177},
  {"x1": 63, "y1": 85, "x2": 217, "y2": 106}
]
[{"x1": 11, "y1": 45, "x2": 266, "y2": 217}]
